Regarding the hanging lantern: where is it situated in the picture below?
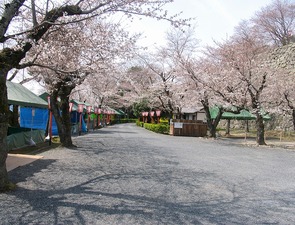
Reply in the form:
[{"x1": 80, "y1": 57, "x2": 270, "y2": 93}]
[
  {"x1": 69, "y1": 102, "x2": 74, "y2": 112},
  {"x1": 87, "y1": 105, "x2": 92, "y2": 114},
  {"x1": 156, "y1": 110, "x2": 161, "y2": 117},
  {"x1": 47, "y1": 96, "x2": 51, "y2": 110},
  {"x1": 78, "y1": 104, "x2": 84, "y2": 113}
]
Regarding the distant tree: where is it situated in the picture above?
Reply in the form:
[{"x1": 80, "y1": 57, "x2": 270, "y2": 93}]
[
  {"x1": 216, "y1": 23, "x2": 275, "y2": 145},
  {"x1": 133, "y1": 99, "x2": 150, "y2": 118},
  {"x1": 163, "y1": 27, "x2": 243, "y2": 138},
  {"x1": 137, "y1": 50, "x2": 186, "y2": 118},
  {"x1": 252, "y1": 0, "x2": 295, "y2": 46}
]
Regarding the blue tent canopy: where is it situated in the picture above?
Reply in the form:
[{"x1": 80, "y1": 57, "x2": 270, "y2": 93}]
[{"x1": 20, "y1": 107, "x2": 87, "y2": 135}]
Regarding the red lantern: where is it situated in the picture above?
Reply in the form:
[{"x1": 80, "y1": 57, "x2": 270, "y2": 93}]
[
  {"x1": 98, "y1": 108, "x2": 101, "y2": 114},
  {"x1": 150, "y1": 111, "x2": 155, "y2": 117},
  {"x1": 87, "y1": 105, "x2": 92, "y2": 114},
  {"x1": 78, "y1": 104, "x2": 84, "y2": 113},
  {"x1": 47, "y1": 96, "x2": 51, "y2": 110},
  {"x1": 156, "y1": 110, "x2": 161, "y2": 117},
  {"x1": 69, "y1": 102, "x2": 74, "y2": 112}
]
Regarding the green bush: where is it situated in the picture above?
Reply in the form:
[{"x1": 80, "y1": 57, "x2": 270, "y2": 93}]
[
  {"x1": 159, "y1": 118, "x2": 169, "y2": 125},
  {"x1": 115, "y1": 118, "x2": 137, "y2": 124},
  {"x1": 144, "y1": 123, "x2": 169, "y2": 134},
  {"x1": 136, "y1": 121, "x2": 144, "y2": 127}
]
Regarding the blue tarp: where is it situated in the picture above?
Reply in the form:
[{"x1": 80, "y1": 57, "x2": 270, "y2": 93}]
[{"x1": 20, "y1": 107, "x2": 87, "y2": 135}]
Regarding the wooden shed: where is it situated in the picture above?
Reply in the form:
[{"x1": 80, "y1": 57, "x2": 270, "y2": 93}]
[
  {"x1": 170, "y1": 119, "x2": 207, "y2": 137},
  {"x1": 170, "y1": 107, "x2": 207, "y2": 137}
]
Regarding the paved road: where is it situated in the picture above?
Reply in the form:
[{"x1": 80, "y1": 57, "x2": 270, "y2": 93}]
[{"x1": 1, "y1": 124, "x2": 295, "y2": 224}]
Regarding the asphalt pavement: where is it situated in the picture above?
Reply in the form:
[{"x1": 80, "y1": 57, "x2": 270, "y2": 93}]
[{"x1": 1, "y1": 123, "x2": 295, "y2": 224}]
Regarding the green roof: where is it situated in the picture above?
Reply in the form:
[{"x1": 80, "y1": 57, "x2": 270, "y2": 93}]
[
  {"x1": 210, "y1": 106, "x2": 271, "y2": 121},
  {"x1": 115, "y1": 109, "x2": 126, "y2": 116},
  {"x1": 7, "y1": 81, "x2": 48, "y2": 108}
]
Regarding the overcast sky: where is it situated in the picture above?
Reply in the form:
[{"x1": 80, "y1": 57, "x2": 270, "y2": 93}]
[{"x1": 127, "y1": 0, "x2": 274, "y2": 48}]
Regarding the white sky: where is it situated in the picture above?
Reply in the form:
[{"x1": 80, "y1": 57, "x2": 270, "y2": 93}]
[{"x1": 126, "y1": 0, "x2": 274, "y2": 48}]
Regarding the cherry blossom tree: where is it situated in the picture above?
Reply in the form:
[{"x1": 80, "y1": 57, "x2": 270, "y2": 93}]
[
  {"x1": 162, "y1": 28, "x2": 235, "y2": 138},
  {"x1": 120, "y1": 65, "x2": 155, "y2": 111},
  {"x1": 163, "y1": 26, "x2": 276, "y2": 143},
  {"x1": 252, "y1": 0, "x2": 295, "y2": 46},
  {"x1": 135, "y1": 50, "x2": 187, "y2": 118},
  {"x1": 27, "y1": 23, "x2": 89, "y2": 147},
  {"x1": 27, "y1": 19, "x2": 137, "y2": 147},
  {"x1": 0, "y1": 0, "x2": 189, "y2": 191},
  {"x1": 74, "y1": 64, "x2": 126, "y2": 111},
  {"x1": 212, "y1": 23, "x2": 276, "y2": 145}
]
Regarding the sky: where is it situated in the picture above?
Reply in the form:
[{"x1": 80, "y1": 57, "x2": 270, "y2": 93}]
[{"x1": 126, "y1": 0, "x2": 274, "y2": 48}]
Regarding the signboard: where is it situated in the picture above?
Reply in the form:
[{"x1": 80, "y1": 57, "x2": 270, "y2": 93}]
[{"x1": 174, "y1": 122, "x2": 183, "y2": 129}]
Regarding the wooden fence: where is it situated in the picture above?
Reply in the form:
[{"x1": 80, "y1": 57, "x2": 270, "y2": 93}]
[{"x1": 170, "y1": 119, "x2": 207, "y2": 137}]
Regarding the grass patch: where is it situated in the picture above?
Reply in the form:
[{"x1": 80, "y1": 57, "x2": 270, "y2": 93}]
[
  {"x1": 9, "y1": 141, "x2": 60, "y2": 155},
  {"x1": 1, "y1": 182, "x2": 17, "y2": 193},
  {"x1": 220, "y1": 129, "x2": 295, "y2": 141}
]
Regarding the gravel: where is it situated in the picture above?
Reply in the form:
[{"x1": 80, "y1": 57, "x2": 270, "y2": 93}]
[{"x1": 1, "y1": 123, "x2": 295, "y2": 224}]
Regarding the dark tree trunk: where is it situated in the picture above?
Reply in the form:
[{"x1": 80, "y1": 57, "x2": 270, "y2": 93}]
[
  {"x1": 292, "y1": 109, "x2": 295, "y2": 131},
  {"x1": 202, "y1": 98, "x2": 223, "y2": 138},
  {"x1": 245, "y1": 120, "x2": 249, "y2": 133},
  {"x1": 11, "y1": 105, "x2": 19, "y2": 127},
  {"x1": 0, "y1": 1, "x2": 86, "y2": 191},
  {"x1": 225, "y1": 119, "x2": 230, "y2": 136},
  {"x1": 51, "y1": 84, "x2": 75, "y2": 148},
  {"x1": 256, "y1": 113, "x2": 266, "y2": 145},
  {"x1": 0, "y1": 70, "x2": 11, "y2": 191}
]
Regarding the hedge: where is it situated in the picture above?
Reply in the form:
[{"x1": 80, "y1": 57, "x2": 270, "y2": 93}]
[
  {"x1": 143, "y1": 123, "x2": 170, "y2": 134},
  {"x1": 136, "y1": 121, "x2": 144, "y2": 127},
  {"x1": 114, "y1": 119, "x2": 137, "y2": 124}
]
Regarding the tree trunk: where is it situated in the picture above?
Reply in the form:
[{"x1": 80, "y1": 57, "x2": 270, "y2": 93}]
[
  {"x1": 201, "y1": 98, "x2": 223, "y2": 138},
  {"x1": 292, "y1": 109, "x2": 295, "y2": 131},
  {"x1": 225, "y1": 119, "x2": 230, "y2": 136},
  {"x1": 245, "y1": 120, "x2": 249, "y2": 133},
  {"x1": 51, "y1": 85, "x2": 75, "y2": 147},
  {"x1": 11, "y1": 105, "x2": 19, "y2": 127},
  {"x1": 0, "y1": 70, "x2": 11, "y2": 191},
  {"x1": 208, "y1": 124, "x2": 217, "y2": 138},
  {"x1": 256, "y1": 114, "x2": 266, "y2": 145},
  {"x1": 0, "y1": 1, "x2": 87, "y2": 191}
]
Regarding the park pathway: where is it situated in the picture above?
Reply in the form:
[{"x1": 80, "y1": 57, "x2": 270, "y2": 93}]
[{"x1": 1, "y1": 123, "x2": 295, "y2": 224}]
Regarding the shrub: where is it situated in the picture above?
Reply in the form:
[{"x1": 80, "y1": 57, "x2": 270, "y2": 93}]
[
  {"x1": 159, "y1": 118, "x2": 169, "y2": 125},
  {"x1": 115, "y1": 118, "x2": 137, "y2": 124},
  {"x1": 144, "y1": 123, "x2": 169, "y2": 134},
  {"x1": 136, "y1": 121, "x2": 144, "y2": 127}
]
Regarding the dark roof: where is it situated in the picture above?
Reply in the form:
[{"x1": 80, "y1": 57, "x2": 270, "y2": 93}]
[{"x1": 7, "y1": 81, "x2": 48, "y2": 108}]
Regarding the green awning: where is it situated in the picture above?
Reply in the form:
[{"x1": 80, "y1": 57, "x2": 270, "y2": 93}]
[
  {"x1": 210, "y1": 106, "x2": 270, "y2": 121},
  {"x1": 222, "y1": 110, "x2": 256, "y2": 120},
  {"x1": 115, "y1": 109, "x2": 126, "y2": 116},
  {"x1": 7, "y1": 81, "x2": 48, "y2": 108}
]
